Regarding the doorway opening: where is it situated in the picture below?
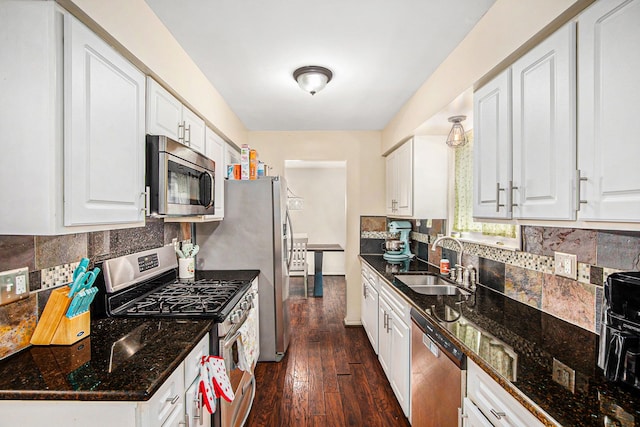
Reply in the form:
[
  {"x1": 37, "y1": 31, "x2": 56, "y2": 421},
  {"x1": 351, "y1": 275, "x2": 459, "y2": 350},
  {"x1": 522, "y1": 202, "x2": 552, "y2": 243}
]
[{"x1": 284, "y1": 160, "x2": 346, "y2": 276}]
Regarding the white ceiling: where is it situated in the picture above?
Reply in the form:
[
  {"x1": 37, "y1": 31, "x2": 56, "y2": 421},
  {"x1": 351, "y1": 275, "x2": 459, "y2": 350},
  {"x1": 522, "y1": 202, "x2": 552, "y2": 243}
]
[{"x1": 145, "y1": 0, "x2": 495, "y2": 131}]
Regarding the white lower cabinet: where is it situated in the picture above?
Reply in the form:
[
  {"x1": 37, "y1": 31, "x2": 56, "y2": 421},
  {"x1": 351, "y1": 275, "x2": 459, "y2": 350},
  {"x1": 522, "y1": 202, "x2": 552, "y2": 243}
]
[
  {"x1": 465, "y1": 359, "x2": 544, "y2": 427},
  {"x1": 463, "y1": 397, "x2": 494, "y2": 427},
  {"x1": 138, "y1": 365, "x2": 185, "y2": 427},
  {"x1": 0, "y1": 334, "x2": 210, "y2": 427},
  {"x1": 360, "y1": 265, "x2": 379, "y2": 354},
  {"x1": 377, "y1": 281, "x2": 411, "y2": 418}
]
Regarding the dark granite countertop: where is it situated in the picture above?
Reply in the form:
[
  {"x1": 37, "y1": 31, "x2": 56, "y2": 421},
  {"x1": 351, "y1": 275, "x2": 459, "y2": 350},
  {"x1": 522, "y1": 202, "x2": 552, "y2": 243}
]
[
  {"x1": 0, "y1": 269, "x2": 259, "y2": 401},
  {"x1": 360, "y1": 255, "x2": 640, "y2": 427}
]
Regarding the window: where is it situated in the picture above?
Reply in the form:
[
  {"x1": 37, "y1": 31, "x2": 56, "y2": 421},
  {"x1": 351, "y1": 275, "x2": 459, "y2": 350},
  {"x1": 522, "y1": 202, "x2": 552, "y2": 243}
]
[{"x1": 451, "y1": 130, "x2": 520, "y2": 249}]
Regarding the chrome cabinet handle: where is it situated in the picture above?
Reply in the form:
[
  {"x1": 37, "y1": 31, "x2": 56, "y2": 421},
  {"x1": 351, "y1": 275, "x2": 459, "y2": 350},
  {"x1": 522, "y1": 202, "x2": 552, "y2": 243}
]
[
  {"x1": 178, "y1": 122, "x2": 185, "y2": 143},
  {"x1": 576, "y1": 169, "x2": 588, "y2": 211},
  {"x1": 509, "y1": 180, "x2": 518, "y2": 211},
  {"x1": 167, "y1": 394, "x2": 180, "y2": 404},
  {"x1": 496, "y1": 183, "x2": 505, "y2": 212},
  {"x1": 185, "y1": 124, "x2": 192, "y2": 145},
  {"x1": 490, "y1": 408, "x2": 506, "y2": 419}
]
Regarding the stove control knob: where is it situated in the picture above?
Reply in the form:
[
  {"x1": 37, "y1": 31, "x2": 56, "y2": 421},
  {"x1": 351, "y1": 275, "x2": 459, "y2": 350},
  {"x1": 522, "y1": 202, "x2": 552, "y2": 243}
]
[
  {"x1": 240, "y1": 301, "x2": 250, "y2": 310},
  {"x1": 245, "y1": 293, "x2": 254, "y2": 303},
  {"x1": 230, "y1": 311, "x2": 242, "y2": 324}
]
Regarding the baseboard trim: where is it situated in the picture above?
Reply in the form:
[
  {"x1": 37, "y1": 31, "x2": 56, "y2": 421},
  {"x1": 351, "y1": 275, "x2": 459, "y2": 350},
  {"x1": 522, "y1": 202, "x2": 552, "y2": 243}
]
[{"x1": 343, "y1": 318, "x2": 362, "y2": 327}]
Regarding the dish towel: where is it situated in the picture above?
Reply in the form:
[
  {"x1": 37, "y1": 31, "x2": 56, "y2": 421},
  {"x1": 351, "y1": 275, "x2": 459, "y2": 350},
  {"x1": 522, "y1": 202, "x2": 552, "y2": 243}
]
[{"x1": 199, "y1": 355, "x2": 235, "y2": 414}]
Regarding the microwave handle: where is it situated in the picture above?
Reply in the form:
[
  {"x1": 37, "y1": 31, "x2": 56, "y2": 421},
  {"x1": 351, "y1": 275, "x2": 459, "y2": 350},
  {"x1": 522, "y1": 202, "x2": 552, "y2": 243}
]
[{"x1": 202, "y1": 171, "x2": 214, "y2": 209}]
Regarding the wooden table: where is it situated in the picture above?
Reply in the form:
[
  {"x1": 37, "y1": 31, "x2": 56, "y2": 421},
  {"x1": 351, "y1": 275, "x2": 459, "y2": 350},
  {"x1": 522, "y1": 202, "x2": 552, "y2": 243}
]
[{"x1": 306, "y1": 243, "x2": 344, "y2": 297}]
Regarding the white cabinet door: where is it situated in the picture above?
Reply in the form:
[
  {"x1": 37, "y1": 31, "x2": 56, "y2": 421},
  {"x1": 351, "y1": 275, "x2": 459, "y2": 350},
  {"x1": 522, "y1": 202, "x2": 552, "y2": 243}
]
[
  {"x1": 396, "y1": 140, "x2": 413, "y2": 216},
  {"x1": 578, "y1": 0, "x2": 640, "y2": 222},
  {"x1": 138, "y1": 364, "x2": 186, "y2": 427},
  {"x1": 467, "y1": 359, "x2": 545, "y2": 427},
  {"x1": 185, "y1": 379, "x2": 210, "y2": 427},
  {"x1": 473, "y1": 69, "x2": 513, "y2": 219},
  {"x1": 378, "y1": 296, "x2": 393, "y2": 376},
  {"x1": 361, "y1": 272, "x2": 379, "y2": 354},
  {"x1": 512, "y1": 22, "x2": 576, "y2": 220},
  {"x1": 463, "y1": 397, "x2": 493, "y2": 427},
  {"x1": 386, "y1": 150, "x2": 399, "y2": 215},
  {"x1": 183, "y1": 106, "x2": 206, "y2": 154},
  {"x1": 146, "y1": 78, "x2": 182, "y2": 141},
  {"x1": 64, "y1": 13, "x2": 145, "y2": 226},
  {"x1": 389, "y1": 308, "x2": 411, "y2": 417},
  {"x1": 205, "y1": 127, "x2": 225, "y2": 219}
]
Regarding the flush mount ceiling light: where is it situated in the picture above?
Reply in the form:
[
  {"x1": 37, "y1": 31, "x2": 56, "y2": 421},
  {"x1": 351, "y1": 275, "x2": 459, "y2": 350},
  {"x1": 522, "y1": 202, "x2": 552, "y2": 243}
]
[
  {"x1": 293, "y1": 66, "x2": 333, "y2": 95},
  {"x1": 446, "y1": 115, "x2": 468, "y2": 148}
]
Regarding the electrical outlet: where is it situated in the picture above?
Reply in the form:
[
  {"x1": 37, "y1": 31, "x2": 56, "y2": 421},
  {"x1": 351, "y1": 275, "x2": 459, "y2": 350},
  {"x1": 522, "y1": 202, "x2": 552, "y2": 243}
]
[
  {"x1": 554, "y1": 252, "x2": 577, "y2": 280},
  {"x1": 0, "y1": 267, "x2": 30, "y2": 307},
  {"x1": 552, "y1": 358, "x2": 576, "y2": 393}
]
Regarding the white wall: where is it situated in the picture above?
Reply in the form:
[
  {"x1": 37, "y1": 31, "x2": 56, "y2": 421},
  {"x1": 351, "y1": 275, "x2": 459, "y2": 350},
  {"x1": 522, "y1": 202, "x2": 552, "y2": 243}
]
[
  {"x1": 249, "y1": 131, "x2": 385, "y2": 325},
  {"x1": 285, "y1": 161, "x2": 347, "y2": 275}
]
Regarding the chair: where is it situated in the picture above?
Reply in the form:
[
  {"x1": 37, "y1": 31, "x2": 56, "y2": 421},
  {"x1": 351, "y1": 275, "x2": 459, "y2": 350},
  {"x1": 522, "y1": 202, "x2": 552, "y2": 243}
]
[{"x1": 290, "y1": 234, "x2": 309, "y2": 297}]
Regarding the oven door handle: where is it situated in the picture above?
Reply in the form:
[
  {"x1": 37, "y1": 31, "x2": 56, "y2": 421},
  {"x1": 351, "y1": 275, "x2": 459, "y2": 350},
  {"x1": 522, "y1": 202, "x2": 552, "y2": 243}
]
[{"x1": 224, "y1": 329, "x2": 243, "y2": 349}]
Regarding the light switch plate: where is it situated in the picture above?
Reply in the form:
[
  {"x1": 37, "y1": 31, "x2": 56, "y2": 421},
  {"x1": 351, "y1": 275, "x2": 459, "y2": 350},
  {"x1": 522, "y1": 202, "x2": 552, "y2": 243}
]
[
  {"x1": 0, "y1": 267, "x2": 30, "y2": 307},
  {"x1": 554, "y1": 252, "x2": 577, "y2": 280}
]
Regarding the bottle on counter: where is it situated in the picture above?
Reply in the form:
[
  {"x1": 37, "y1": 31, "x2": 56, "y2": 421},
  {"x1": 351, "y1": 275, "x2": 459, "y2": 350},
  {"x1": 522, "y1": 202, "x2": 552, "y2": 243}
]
[{"x1": 439, "y1": 258, "x2": 450, "y2": 274}]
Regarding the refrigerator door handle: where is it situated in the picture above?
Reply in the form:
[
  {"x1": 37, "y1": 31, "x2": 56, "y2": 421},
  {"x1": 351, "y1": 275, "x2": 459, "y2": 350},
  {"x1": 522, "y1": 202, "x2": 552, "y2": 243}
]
[{"x1": 285, "y1": 209, "x2": 294, "y2": 272}]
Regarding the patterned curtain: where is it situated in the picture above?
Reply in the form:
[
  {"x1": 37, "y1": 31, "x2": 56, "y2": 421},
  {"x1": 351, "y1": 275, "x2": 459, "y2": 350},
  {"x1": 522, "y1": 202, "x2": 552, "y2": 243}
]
[{"x1": 453, "y1": 130, "x2": 516, "y2": 238}]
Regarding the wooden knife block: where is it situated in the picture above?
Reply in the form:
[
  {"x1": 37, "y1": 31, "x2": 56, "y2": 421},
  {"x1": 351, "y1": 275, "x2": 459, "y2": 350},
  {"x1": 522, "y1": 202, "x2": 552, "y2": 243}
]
[{"x1": 30, "y1": 286, "x2": 91, "y2": 346}]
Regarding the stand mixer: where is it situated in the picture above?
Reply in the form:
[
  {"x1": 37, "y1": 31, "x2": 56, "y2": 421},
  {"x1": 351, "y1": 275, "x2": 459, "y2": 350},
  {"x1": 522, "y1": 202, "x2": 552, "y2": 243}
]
[{"x1": 383, "y1": 220, "x2": 414, "y2": 262}]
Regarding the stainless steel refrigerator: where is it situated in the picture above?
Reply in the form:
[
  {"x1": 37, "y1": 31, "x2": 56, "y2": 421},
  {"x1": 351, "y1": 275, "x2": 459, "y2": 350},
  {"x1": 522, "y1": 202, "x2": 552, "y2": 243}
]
[{"x1": 195, "y1": 177, "x2": 293, "y2": 362}]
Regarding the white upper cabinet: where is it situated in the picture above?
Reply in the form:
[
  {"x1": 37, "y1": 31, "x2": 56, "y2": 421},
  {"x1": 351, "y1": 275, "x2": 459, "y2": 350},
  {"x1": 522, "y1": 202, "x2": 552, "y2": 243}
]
[
  {"x1": 577, "y1": 0, "x2": 640, "y2": 222},
  {"x1": 146, "y1": 78, "x2": 206, "y2": 154},
  {"x1": 0, "y1": 2, "x2": 145, "y2": 235},
  {"x1": 64, "y1": 13, "x2": 146, "y2": 226},
  {"x1": 205, "y1": 127, "x2": 225, "y2": 219},
  {"x1": 511, "y1": 22, "x2": 576, "y2": 220},
  {"x1": 386, "y1": 136, "x2": 449, "y2": 218},
  {"x1": 473, "y1": 69, "x2": 513, "y2": 219}
]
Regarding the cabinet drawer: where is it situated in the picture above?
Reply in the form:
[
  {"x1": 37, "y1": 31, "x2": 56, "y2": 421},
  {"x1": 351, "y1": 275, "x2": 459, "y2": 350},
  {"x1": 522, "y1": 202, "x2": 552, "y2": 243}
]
[
  {"x1": 139, "y1": 364, "x2": 185, "y2": 427},
  {"x1": 379, "y1": 280, "x2": 410, "y2": 324},
  {"x1": 184, "y1": 333, "x2": 210, "y2": 386},
  {"x1": 467, "y1": 360, "x2": 546, "y2": 427}
]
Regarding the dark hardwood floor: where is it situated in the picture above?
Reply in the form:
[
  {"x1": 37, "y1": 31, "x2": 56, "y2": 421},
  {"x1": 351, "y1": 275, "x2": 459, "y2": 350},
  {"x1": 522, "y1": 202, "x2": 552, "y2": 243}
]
[{"x1": 246, "y1": 275, "x2": 411, "y2": 426}]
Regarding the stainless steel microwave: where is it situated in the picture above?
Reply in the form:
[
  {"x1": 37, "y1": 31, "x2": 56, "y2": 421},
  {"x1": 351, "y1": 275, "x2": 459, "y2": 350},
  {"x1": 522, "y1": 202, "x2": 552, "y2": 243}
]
[{"x1": 146, "y1": 135, "x2": 215, "y2": 216}]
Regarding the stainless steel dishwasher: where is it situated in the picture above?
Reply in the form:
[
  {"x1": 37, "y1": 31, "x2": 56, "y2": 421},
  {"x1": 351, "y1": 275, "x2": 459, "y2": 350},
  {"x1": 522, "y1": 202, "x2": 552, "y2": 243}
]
[{"x1": 410, "y1": 307, "x2": 466, "y2": 426}]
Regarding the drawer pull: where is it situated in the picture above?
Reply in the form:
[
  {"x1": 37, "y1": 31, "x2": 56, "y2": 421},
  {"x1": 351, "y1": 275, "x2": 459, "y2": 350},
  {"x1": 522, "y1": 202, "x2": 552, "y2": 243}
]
[
  {"x1": 490, "y1": 408, "x2": 506, "y2": 419},
  {"x1": 167, "y1": 394, "x2": 180, "y2": 405}
]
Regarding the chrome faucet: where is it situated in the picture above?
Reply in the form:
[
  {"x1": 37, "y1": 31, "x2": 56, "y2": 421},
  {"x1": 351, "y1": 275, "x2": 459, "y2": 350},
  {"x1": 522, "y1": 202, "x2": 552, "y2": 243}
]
[
  {"x1": 431, "y1": 235, "x2": 476, "y2": 290},
  {"x1": 431, "y1": 235, "x2": 464, "y2": 264}
]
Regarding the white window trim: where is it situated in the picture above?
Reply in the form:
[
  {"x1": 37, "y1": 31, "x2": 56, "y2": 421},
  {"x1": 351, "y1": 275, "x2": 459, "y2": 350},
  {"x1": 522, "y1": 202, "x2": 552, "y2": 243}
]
[{"x1": 446, "y1": 131, "x2": 521, "y2": 251}]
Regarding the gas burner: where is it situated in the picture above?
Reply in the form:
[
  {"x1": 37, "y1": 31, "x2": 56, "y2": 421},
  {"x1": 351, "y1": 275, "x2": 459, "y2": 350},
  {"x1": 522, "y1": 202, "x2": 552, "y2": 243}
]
[{"x1": 119, "y1": 278, "x2": 248, "y2": 317}]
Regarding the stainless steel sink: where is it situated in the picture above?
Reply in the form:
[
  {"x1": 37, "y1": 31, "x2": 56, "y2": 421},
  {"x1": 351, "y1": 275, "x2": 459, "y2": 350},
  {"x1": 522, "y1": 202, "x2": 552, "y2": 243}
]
[{"x1": 394, "y1": 275, "x2": 470, "y2": 296}]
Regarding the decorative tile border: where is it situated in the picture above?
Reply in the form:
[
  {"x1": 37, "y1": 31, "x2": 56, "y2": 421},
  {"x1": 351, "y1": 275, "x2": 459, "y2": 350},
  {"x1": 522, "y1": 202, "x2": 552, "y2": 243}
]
[
  {"x1": 430, "y1": 238, "x2": 609, "y2": 287},
  {"x1": 40, "y1": 261, "x2": 80, "y2": 290},
  {"x1": 361, "y1": 231, "x2": 395, "y2": 239}
]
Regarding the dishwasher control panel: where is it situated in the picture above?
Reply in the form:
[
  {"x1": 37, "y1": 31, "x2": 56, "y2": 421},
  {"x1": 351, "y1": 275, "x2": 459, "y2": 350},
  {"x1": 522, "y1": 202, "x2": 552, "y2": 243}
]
[{"x1": 411, "y1": 307, "x2": 465, "y2": 366}]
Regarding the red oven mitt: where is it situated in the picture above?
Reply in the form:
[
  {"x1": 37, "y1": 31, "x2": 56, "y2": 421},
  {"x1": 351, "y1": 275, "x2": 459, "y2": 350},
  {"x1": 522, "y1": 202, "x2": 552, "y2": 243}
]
[{"x1": 199, "y1": 355, "x2": 235, "y2": 414}]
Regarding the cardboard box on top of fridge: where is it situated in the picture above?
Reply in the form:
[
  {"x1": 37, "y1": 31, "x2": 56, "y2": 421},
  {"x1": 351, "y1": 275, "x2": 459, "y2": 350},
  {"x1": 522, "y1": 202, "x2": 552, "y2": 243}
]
[
  {"x1": 241, "y1": 144, "x2": 250, "y2": 180},
  {"x1": 249, "y1": 149, "x2": 258, "y2": 180}
]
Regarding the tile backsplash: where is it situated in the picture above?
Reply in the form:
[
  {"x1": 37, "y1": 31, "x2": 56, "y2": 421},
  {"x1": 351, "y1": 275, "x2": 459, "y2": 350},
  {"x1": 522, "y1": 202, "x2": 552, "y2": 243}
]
[
  {"x1": 360, "y1": 216, "x2": 640, "y2": 335},
  {"x1": 0, "y1": 218, "x2": 186, "y2": 359}
]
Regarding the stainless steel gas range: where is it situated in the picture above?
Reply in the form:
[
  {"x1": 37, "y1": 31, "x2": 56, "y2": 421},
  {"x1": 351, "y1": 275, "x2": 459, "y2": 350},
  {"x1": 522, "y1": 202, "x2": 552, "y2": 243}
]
[{"x1": 94, "y1": 245, "x2": 259, "y2": 427}]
